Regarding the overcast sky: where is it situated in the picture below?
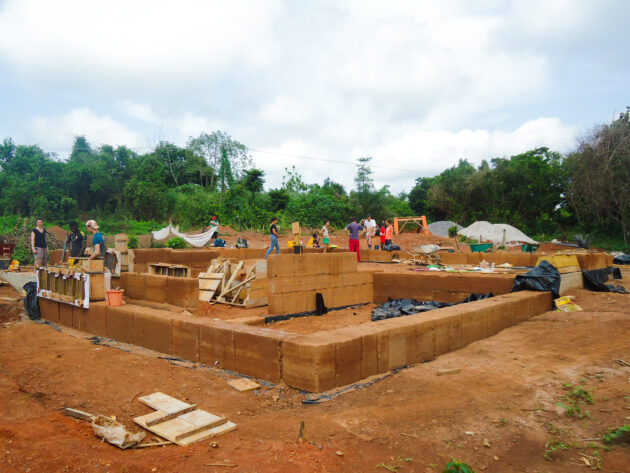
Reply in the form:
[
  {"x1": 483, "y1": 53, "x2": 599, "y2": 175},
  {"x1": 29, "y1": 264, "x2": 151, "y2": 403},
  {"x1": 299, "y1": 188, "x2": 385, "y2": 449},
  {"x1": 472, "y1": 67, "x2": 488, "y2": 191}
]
[{"x1": 1, "y1": 0, "x2": 628, "y2": 192}]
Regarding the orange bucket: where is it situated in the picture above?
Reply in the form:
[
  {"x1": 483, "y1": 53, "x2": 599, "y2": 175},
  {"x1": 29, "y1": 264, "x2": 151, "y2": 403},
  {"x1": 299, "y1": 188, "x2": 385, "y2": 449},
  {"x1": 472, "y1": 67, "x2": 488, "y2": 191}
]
[{"x1": 105, "y1": 289, "x2": 124, "y2": 307}]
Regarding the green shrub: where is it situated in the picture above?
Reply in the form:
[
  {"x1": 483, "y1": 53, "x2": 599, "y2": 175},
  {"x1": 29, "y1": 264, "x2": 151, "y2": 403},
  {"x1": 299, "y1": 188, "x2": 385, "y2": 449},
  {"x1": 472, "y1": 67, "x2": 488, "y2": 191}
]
[
  {"x1": 127, "y1": 235, "x2": 138, "y2": 249},
  {"x1": 448, "y1": 225, "x2": 459, "y2": 238},
  {"x1": 443, "y1": 459, "x2": 475, "y2": 473},
  {"x1": 165, "y1": 237, "x2": 187, "y2": 249},
  {"x1": 11, "y1": 246, "x2": 34, "y2": 265},
  {"x1": 603, "y1": 424, "x2": 630, "y2": 444}
]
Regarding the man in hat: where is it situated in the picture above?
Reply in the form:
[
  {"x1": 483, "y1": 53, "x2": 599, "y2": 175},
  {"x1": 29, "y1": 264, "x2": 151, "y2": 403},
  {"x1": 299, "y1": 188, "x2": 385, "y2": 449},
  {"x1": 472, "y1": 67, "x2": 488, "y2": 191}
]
[{"x1": 86, "y1": 220, "x2": 105, "y2": 260}]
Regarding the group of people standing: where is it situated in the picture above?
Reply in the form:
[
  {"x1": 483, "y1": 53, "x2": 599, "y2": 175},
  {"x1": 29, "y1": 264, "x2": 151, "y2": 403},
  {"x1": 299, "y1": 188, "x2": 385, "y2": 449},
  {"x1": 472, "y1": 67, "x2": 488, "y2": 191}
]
[
  {"x1": 263, "y1": 215, "x2": 393, "y2": 262},
  {"x1": 345, "y1": 216, "x2": 393, "y2": 262},
  {"x1": 30, "y1": 218, "x2": 108, "y2": 269}
]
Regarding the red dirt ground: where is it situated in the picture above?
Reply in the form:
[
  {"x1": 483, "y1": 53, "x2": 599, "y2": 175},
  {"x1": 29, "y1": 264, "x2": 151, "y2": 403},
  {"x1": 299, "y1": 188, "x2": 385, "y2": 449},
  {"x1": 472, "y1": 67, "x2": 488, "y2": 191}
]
[{"x1": 1, "y1": 267, "x2": 630, "y2": 472}]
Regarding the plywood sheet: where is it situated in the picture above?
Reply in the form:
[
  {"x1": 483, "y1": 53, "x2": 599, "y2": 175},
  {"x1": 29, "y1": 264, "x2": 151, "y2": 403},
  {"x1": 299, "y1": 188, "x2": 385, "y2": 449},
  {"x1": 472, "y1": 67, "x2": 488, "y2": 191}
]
[
  {"x1": 227, "y1": 378, "x2": 261, "y2": 392},
  {"x1": 134, "y1": 409, "x2": 235, "y2": 446},
  {"x1": 138, "y1": 392, "x2": 193, "y2": 414}
]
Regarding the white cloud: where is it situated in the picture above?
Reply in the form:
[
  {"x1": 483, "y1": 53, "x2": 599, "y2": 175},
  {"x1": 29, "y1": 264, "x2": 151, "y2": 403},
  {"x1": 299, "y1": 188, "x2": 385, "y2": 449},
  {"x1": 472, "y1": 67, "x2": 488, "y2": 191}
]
[
  {"x1": 0, "y1": 0, "x2": 283, "y2": 89},
  {"x1": 0, "y1": 0, "x2": 625, "y2": 197},
  {"x1": 258, "y1": 96, "x2": 314, "y2": 126},
  {"x1": 29, "y1": 108, "x2": 145, "y2": 151},
  {"x1": 120, "y1": 101, "x2": 160, "y2": 124}
]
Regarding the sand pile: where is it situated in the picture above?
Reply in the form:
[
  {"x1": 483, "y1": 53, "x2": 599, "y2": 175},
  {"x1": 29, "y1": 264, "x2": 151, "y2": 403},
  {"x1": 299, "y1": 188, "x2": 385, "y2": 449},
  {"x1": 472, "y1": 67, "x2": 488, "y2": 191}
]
[
  {"x1": 458, "y1": 221, "x2": 536, "y2": 245},
  {"x1": 428, "y1": 221, "x2": 463, "y2": 237}
]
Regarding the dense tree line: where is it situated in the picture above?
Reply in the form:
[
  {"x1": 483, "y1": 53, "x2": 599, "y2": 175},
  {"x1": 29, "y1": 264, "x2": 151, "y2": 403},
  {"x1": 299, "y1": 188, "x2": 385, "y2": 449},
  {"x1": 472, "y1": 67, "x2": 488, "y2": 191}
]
[{"x1": 1, "y1": 108, "x2": 628, "y2": 248}]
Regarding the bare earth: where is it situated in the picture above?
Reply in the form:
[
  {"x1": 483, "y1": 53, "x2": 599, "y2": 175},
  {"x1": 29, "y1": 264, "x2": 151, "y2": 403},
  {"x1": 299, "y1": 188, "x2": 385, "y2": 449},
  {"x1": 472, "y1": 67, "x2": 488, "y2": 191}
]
[{"x1": 1, "y1": 271, "x2": 630, "y2": 472}]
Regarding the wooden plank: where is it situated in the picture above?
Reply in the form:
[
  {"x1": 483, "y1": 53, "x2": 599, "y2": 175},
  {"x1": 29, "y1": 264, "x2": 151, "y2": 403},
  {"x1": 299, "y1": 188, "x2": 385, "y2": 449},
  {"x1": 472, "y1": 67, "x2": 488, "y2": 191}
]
[
  {"x1": 219, "y1": 261, "x2": 243, "y2": 298},
  {"x1": 174, "y1": 411, "x2": 227, "y2": 441},
  {"x1": 231, "y1": 265, "x2": 255, "y2": 303},
  {"x1": 227, "y1": 378, "x2": 260, "y2": 392},
  {"x1": 140, "y1": 404, "x2": 197, "y2": 427},
  {"x1": 63, "y1": 408, "x2": 94, "y2": 422},
  {"x1": 199, "y1": 290, "x2": 216, "y2": 302},
  {"x1": 138, "y1": 392, "x2": 193, "y2": 414},
  {"x1": 179, "y1": 421, "x2": 237, "y2": 446},
  {"x1": 134, "y1": 409, "x2": 232, "y2": 446},
  {"x1": 199, "y1": 278, "x2": 222, "y2": 290}
]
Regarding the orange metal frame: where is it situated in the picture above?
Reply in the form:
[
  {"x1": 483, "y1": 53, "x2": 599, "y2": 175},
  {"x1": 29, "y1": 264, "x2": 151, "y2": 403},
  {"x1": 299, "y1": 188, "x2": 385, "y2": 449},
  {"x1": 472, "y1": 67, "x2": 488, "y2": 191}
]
[{"x1": 393, "y1": 216, "x2": 429, "y2": 235}]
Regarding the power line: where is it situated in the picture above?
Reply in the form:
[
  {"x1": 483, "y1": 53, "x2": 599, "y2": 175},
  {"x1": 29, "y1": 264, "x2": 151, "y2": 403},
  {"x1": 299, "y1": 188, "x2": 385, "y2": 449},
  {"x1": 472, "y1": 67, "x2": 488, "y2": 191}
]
[{"x1": 30, "y1": 144, "x2": 425, "y2": 175}]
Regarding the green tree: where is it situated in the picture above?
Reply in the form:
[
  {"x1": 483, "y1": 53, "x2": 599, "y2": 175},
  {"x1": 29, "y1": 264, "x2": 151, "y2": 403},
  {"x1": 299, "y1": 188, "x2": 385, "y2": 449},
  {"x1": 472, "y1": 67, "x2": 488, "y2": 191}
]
[
  {"x1": 217, "y1": 146, "x2": 235, "y2": 193},
  {"x1": 186, "y1": 131, "x2": 252, "y2": 190},
  {"x1": 240, "y1": 168, "x2": 265, "y2": 194},
  {"x1": 282, "y1": 165, "x2": 308, "y2": 193},
  {"x1": 566, "y1": 107, "x2": 630, "y2": 247}
]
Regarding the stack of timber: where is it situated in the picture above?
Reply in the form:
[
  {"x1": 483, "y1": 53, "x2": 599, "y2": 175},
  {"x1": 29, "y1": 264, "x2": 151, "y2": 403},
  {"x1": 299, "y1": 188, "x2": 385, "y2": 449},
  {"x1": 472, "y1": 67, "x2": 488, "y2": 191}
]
[
  {"x1": 266, "y1": 253, "x2": 373, "y2": 315},
  {"x1": 198, "y1": 258, "x2": 268, "y2": 308}
]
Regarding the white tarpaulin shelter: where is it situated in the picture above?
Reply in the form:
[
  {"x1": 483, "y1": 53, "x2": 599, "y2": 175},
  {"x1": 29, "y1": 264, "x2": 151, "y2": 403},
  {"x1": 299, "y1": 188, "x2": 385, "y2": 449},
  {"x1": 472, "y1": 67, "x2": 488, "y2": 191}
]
[
  {"x1": 458, "y1": 221, "x2": 536, "y2": 245},
  {"x1": 151, "y1": 225, "x2": 216, "y2": 248}
]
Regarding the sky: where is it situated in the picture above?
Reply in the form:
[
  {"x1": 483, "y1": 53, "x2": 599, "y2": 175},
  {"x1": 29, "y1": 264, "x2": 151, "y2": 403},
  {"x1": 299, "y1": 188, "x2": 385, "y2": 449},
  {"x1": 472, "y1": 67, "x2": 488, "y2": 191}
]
[{"x1": 0, "y1": 0, "x2": 628, "y2": 192}]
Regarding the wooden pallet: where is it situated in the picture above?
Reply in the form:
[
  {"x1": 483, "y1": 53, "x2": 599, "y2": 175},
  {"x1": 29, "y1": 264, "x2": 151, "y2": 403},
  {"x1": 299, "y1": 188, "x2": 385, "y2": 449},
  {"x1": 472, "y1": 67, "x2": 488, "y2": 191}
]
[
  {"x1": 133, "y1": 392, "x2": 236, "y2": 446},
  {"x1": 198, "y1": 259, "x2": 263, "y2": 306}
]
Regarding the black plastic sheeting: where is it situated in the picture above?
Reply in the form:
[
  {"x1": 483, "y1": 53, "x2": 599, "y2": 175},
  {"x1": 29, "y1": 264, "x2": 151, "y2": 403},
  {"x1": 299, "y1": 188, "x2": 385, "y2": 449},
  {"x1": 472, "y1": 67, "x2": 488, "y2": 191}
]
[
  {"x1": 371, "y1": 293, "x2": 493, "y2": 321},
  {"x1": 382, "y1": 243, "x2": 401, "y2": 251},
  {"x1": 511, "y1": 260, "x2": 561, "y2": 299},
  {"x1": 23, "y1": 281, "x2": 40, "y2": 320},
  {"x1": 265, "y1": 302, "x2": 367, "y2": 324},
  {"x1": 582, "y1": 268, "x2": 627, "y2": 293},
  {"x1": 613, "y1": 253, "x2": 630, "y2": 265}
]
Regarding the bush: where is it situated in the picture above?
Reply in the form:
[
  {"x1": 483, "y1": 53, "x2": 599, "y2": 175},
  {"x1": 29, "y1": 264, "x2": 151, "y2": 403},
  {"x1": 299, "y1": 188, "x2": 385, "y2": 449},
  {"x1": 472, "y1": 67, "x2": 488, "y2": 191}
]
[
  {"x1": 165, "y1": 237, "x2": 187, "y2": 249},
  {"x1": 448, "y1": 225, "x2": 459, "y2": 238},
  {"x1": 127, "y1": 235, "x2": 138, "y2": 249},
  {"x1": 11, "y1": 245, "x2": 34, "y2": 265}
]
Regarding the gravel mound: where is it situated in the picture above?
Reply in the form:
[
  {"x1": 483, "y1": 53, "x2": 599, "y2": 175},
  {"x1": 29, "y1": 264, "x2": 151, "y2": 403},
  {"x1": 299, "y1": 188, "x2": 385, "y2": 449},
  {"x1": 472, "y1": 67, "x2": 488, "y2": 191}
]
[
  {"x1": 428, "y1": 221, "x2": 462, "y2": 237},
  {"x1": 458, "y1": 221, "x2": 536, "y2": 245}
]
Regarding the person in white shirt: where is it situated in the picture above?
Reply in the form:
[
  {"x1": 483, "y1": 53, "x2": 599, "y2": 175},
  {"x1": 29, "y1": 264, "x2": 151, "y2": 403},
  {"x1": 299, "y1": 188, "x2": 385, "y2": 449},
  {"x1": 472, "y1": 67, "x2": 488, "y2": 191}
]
[
  {"x1": 364, "y1": 215, "x2": 377, "y2": 249},
  {"x1": 320, "y1": 220, "x2": 330, "y2": 253}
]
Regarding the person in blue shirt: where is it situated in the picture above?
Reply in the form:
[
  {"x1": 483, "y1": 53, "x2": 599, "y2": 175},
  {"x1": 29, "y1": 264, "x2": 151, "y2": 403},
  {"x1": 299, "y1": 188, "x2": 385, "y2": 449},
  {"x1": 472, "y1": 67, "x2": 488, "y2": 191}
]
[{"x1": 86, "y1": 220, "x2": 105, "y2": 260}]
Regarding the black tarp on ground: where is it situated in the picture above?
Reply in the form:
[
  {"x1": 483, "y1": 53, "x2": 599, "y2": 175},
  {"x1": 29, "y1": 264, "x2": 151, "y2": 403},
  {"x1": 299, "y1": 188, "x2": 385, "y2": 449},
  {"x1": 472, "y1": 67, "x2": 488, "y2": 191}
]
[
  {"x1": 582, "y1": 268, "x2": 627, "y2": 293},
  {"x1": 613, "y1": 253, "x2": 630, "y2": 265},
  {"x1": 371, "y1": 293, "x2": 493, "y2": 321},
  {"x1": 511, "y1": 260, "x2": 561, "y2": 299},
  {"x1": 23, "y1": 281, "x2": 40, "y2": 320},
  {"x1": 382, "y1": 243, "x2": 402, "y2": 251}
]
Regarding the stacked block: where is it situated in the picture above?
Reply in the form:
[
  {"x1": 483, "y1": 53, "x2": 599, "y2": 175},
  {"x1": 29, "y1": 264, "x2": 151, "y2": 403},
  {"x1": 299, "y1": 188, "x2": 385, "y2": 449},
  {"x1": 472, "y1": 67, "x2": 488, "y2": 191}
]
[
  {"x1": 372, "y1": 272, "x2": 516, "y2": 304},
  {"x1": 36, "y1": 284, "x2": 552, "y2": 393},
  {"x1": 266, "y1": 253, "x2": 373, "y2": 315},
  {"x1": 117, "y1": 273, "x2": 198, "y2": 309}
]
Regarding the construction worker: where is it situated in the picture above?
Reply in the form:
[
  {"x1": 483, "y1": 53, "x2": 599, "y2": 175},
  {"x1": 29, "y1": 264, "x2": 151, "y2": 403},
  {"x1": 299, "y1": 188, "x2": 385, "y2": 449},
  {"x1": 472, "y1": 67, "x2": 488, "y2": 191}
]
[
  {"x1": 384, "y1": 220, "x2": 393, "y2": 247},
  {"x1": 86, "y1": 220, "x2": 105, "y2": 259},
  {"x1": 320, "y1": 220, "x2": 330, "y2": 253},
  {"x1": 265, "y1": 216, "x2": 280, "y2": 258},
  {"x1": 210, "y1": 216, "x2": 220, "y2": 240},
  {"x1": 345, "y1": 217, "x2": 365, "y2": 262},
  {"x1": 364, "y1": 214, "x2": 377, "y2": 249},
  {"x1": 66, "y1": 221, "x2": 86, "y2": 258},
  {"x1": 30, "y1": 217, "x2": 48, "y2": 269},
  {"x1": 86, "y1": 219, "x2": 115, "y2": 272}
]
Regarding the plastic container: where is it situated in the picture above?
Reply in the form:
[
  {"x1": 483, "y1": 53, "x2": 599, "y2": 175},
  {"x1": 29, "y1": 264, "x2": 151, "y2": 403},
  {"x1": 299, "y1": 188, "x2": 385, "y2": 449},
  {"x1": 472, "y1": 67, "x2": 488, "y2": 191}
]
[
  {"x1": 521, "y1": 244, "x2": 540, "y2": 253},
  {"x1": 469, "y1": 243, "x2": 492, "y2": 253},
  {"x1": 105, "y1": 289, "x2": 124, "y2": 307}
]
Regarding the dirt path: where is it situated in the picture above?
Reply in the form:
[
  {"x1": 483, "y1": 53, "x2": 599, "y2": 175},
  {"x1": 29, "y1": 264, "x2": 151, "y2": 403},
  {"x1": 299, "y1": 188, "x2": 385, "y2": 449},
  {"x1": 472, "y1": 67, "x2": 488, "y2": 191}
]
[{"x1": 1, "y1": 285, "x2": 630, "y2": 472}]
